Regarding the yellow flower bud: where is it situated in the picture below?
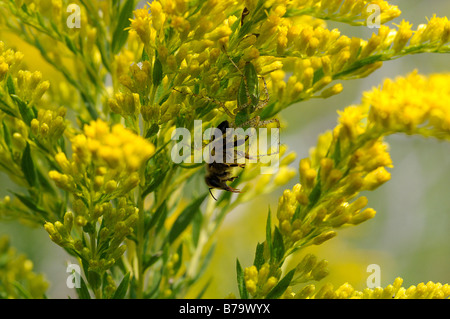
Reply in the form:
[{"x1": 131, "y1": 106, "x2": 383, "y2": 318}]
[
  {"x1": 312, "y1": 230, "x2": 337, "y2": 245},
  {"x1": 349, "y1": 208, "x2": 376, "y2": 225},
  {"x1": 261, "y1": 276, "x2": 278, "y2": 296}
]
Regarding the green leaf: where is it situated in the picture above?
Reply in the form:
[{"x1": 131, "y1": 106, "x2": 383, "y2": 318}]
[
  {"x1": 76, "y1": 276, "x2": 91, "y2": 299},
  {"x1": 265, "y1": 268, "x2": 296, "y2": 299},
  {"x1": 332, "y1": 137, "x2": 342, "y2": 166},
  {"x1": 112, "y1": 273, "x2": 130, "y2": 299},
  {"x1": 0, "y1": 98, "x2": 16, "y2": 117},
  {"x1": 143, "y1": 251, "x2": 163, "y2": 271},
  {"x1": 292, "y1": 204, "x2": 302, "y2": 222},
  {"x1": 20, "y1": 3, "x2": 29, "y2": 14},
  {"x1": 10, "y1": 192, "x2": 48, "y2": 218},
  {"x1": 10, "y1": 95, "x2": 34, "y2": 126},
  {"x1": 64, "y1": 35, "x2": 77, "y2": 54},
  {"x1": 236, "y1": 258, "x2": 248, "y2": 299},
  {"x1": 195, "y1": 279, "x2": 212, "y2": 299},
  {"x1": 313, "y1": 67, "x2": 324, "y2": 85},
  {"x1": 167, "y1": 194, "x2": 207, "y2": 244},
  {"x1": 142, "y1": 168, "x2": 169, "y2": 199},
  {"x1": 36, "y1": 167, "x2": 56, "y2": 195},
  {"x1": 2, "y1": 121, "x2": 12, "y2": 153},
  {"x1": 195, "y1": 243, "x2": 216, "y2": 281},
  {"x1": 334, "y1": 54, "x2": 383, "y2": 79},
  {"x1": 253, "y1": 242, "x2": 265, "y2": 270},
  {"x1": 144, "y1": 200, "x2": 167, "y2": 234},
  {"x1": 6, "y1": 75, "x2": 15, "y2": 95},
  {"x1": 272, "y1": 226, "x2": 284, "y2": 263},
  {"x1": 308, "y1": 180, "x2": 322, "y2": 209},
  {"x1": 11, "y1": 282, "x2": 32, "y2": 299},
  {"x1": 152, "y1": 57, "x2": 163, "y2": 87},
  {"x1": 111, "y1": 0, "x2": 135, "y2": 54},
  {"x1": 21, "y1": 143, "x2": 36, "y2": 187},
  {"x1": 266, "y1": 207, "x2": 272, "y2": 259},
  {"x1": 191, "y1": 208, "x2": 203, "y2": 247},
  {"x1": 141, "y1": 48, "x2": 150, "y2": 61},
  {"x1": 172, "y1": 244, "x2": 183, "y2": 274},
  {"x1": 145, "y1": 123, "x2": 159, "y2": 139}
]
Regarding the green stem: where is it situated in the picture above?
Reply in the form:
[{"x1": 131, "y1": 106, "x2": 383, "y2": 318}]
[
  {"x1": 136, "y1": 120, "x2": 148, "y2": 299},
  {"x1": 136, "y1": 176, "x2": 145, "y2": 299}
]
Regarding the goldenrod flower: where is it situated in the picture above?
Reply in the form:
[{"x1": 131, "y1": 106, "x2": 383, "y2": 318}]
[
  {"x1": 50, "y1": 119, "x2": 154, "y2": 198},
  {"x1": 0, "y1": 236, "x2": 48, "y2": 298},
  {"x1": 1, "y1": 0, "x2": 450, "y2": 300},
  {"x1": 305, "y1": 277, "x2": 450, "y2": 299}
]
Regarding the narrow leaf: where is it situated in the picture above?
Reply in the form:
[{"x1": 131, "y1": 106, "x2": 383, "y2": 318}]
[
  {"x1": 265, "y1": 268, "x2": 296, "y2": 299},
  {"x1": 76, "y1": 276, "x2": 91, "y2": 299},
  {"x1": 6, "y1": 75, "x2": 15, "y2": 95},
  {"x1": 236, "y1": 258, "x2": 248, "y2": 299},
  {"x1": 145, "y1": 123, "x2": 159, "y2": 139},
  {"x1": 111, "y1": 0, "x2": 135, "y2": 53},
  {"x1": 195, "y1": 279, "x2": 212, "y2": 299},
  {"x1": 191, "y1": 209, "x2": 203, "y2": 247},
  {"x1": 253, "y1": 242, "x2": 265, "y2": 270},
  {"x1": 3, "y1": 121, "x2": 12, "y2": 153},
  {"x1": 141, "y1": 48, "x2": 149, "y2": 61},
  {"x1": 152, "y1": 57, "x2": 163, "y2": 87},
  {"x1": 308, "y1": 180, "x2": 322, "y2": 209},
  {"x1": 142, "y1": 168, "x2": 168, "y2": 199},
  {"x1": 112, "y1": 273, "x2": 130, "y2": 299},
  {"x1": 21, "y1": 143, "x2": 36, "y2": 187},
  {"x1": 266, "y1": 207, "x2": 272, "y2": 260},
  {"x1": 167, "y1": 194, "x2": 207, "y2": 244},
  {"x1": 144, "y1": 200, "x2": 167, "y2": 234},
  {"x1": 10, "y1": 95, "x2": 34, "y2": 126},
  {"x1": 272, "y1": 226, "x2": 285, "y2": 263}
]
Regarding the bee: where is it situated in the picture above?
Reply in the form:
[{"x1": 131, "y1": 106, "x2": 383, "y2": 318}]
[
  {"x1": 174, "y1": 53, "x2": 280, "y2": 200},
  {"x1": 205, "y1": 120, "x2": 248, "y2": 200}
]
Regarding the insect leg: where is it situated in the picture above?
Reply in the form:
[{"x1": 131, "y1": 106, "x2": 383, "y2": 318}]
[{"x1": 173, "y1": 88, "x2": 235, "y2": 118}]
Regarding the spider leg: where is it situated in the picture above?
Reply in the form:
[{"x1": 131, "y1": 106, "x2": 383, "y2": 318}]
[
  {"x1": 173, "y1": 88, "x2": 235, "y2": 118},
  {"x1": 222, "y1": 50, "x2": 253, "y2": 115},
  {"x1": 237, "y1": 117, "x2": 281, "y2": 156}
]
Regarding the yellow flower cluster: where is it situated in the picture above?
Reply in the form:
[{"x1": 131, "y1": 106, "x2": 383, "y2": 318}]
[
  {"x1": 44, "y1": 197, "x2": 138, "y2": 273},
  {"x1": 277, "y1": 71, "x2": 450, "y2": 251},
  {"x1": 244, "y1": 264, "x2": 279, "y2": 297},
  {"x1": 243, "y1": 253, "x2": 329, "y2": 298},
  {"x1": 364, "y1": 71, "x2": 450, "y2": 138},
  {"x1": 50, "y1": 119, "x2": 155, "y2": 196},
  {"x1": 124, "y1": 1, "x2": 450, "y2": 133},
  {"x1": 0, "y1": 236, "x2": 48, "y2": 298},
  {"x1": 238, "y1": 70, "x2": 450, "y2": 299},
  {"x1": 0, "y1": 41, "x2": 24, "y2": 80},
  {"x1": 0, "y1": 43, "x2": 66, "y2": 188},
  {"x1": 270, "y1": 15, "x2": 450, "y2": 110},
  {"x1": 304, "y1": 277, "x2": 450, "y2": 299},
  {"x1": 30, "y1": 107, "x2": 67, "y2": 149},
  {"x1": 0, "y1": 42, "x2": 50, "y2": 108},
  {"x1": 286, "y1": 0, "x2": 401, "y2": 26}
]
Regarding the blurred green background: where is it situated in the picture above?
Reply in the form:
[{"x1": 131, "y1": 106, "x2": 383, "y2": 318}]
[{"x1": 1, "y1": 0, "x2": 449, "y2": 298}]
